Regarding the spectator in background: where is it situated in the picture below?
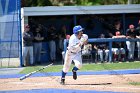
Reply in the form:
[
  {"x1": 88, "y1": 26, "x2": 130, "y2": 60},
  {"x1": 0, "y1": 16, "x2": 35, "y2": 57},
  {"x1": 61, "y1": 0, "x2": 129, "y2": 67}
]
[
  {"x1": 94, "y1": 34, "x2": 109, "y2": 62},
  {"x1": 126, "y1": 24, "x2": 137, "y2": 61},
  {"x1": 38, "y1": 24, "x2": 48, "y2": 41},
  {"x1": 33, "y1": 26, "x2": 44, "y2": 65},
  {"x1": 112, "y1": 31, "x2": 126, "y2": 62},
  {"x1": 82, "y1": 43, "x2": 92, "y2": 55},
  {"x1": 28, "y1": 18, "x2": 37, "y2": 32},
  {"x1": 107, "y1": 20, "x2": 125, "y2": 62},
  {"x1": 48, "y1": 25, "x2": 57, "y2": 62},
  {"x1": 62, "y1": 35, "x2": 71, "y2": 62},
  {"x1": 108, "y1": 20, "x2": 122, "y2": 38},
  {"x1": 22, "y1": 24, "x2": 34, "y2": 67},
  {"x1": 58, "y1": 25, "x2": 67, "y2": 53},
  {"x1": 136, "y1": 20, "x2": 140, "y2": 60}
]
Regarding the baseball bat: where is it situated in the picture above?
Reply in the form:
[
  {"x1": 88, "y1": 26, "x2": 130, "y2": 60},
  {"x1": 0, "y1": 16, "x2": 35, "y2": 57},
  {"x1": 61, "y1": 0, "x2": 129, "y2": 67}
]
[{"x1": 20, "y1": 63, "x2": 53, "y2": 80}]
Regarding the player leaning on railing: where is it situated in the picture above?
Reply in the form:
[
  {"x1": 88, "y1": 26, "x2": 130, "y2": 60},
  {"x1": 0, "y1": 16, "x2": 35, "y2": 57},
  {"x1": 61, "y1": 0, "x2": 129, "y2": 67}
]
[
  {"x1": 60, "y1": 25, "x2": 88, "y2": 85},
  {"x1": 126, "y1": 24, "x2": 137, "y2": 61},
  {"x1": 112, "y1": 31, "x2": 126, "y2": 62}
]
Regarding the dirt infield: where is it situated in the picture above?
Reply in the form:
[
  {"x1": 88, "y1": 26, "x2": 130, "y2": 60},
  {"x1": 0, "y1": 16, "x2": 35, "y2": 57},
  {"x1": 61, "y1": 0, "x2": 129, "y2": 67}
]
[{"x1": 0, "y1": 74, "x2": 140, "y2": 93}]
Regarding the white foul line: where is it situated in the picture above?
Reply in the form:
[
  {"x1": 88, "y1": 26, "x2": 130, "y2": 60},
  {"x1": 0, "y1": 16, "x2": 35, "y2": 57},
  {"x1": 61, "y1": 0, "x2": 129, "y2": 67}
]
[{"x1": 91, "y1": 86, "x2": 140, "y2": 90}]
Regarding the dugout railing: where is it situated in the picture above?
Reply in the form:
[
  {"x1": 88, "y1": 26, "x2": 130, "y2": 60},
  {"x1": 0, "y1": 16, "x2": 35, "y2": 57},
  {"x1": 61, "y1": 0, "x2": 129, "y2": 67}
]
[{"x1": 88, "y1": 38, "x2": 140, "y2": 62}]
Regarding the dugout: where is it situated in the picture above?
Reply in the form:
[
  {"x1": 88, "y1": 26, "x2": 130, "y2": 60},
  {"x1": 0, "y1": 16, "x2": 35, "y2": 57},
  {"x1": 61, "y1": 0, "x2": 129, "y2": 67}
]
[{"x1": 21, "y1": 4, "x2": 140, "y2": 63}]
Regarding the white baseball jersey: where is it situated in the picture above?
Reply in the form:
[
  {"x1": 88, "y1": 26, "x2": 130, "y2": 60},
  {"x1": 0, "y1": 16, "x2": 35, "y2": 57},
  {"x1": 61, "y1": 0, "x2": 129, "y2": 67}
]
[
  {"x1": 63, "y1": 34, "x2": 88, "y2": 72},
  {"x1": 67, "y1": 34, "x2": 88, "y2": 53},
  {"x1": 67, "y1": 34, "x2": 81, "y2": 53}
]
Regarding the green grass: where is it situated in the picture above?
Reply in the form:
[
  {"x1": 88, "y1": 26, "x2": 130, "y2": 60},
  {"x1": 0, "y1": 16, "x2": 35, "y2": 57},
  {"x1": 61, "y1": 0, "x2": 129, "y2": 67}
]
[
  {"x1": 0, "y1": 66, "x2": 18, "y2": 68},
  {"x1": 19, "y1": 61, "x2": 140, "y2": 74},
  {"x1": 129, "y1": 82, "x2": 140, "y2": 86}
]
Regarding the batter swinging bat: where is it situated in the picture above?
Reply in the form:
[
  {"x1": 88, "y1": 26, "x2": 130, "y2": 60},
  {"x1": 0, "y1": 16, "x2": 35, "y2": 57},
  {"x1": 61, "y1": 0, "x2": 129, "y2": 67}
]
[{"x1": 20, "y1": 63, "x2": 53, "y2": 80}]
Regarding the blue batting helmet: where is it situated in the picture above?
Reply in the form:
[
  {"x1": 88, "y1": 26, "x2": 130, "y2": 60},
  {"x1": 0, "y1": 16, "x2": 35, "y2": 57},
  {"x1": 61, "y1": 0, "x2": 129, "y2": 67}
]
[{"x1": 73, "y1": 25, "x2": 84, "y2": 34}]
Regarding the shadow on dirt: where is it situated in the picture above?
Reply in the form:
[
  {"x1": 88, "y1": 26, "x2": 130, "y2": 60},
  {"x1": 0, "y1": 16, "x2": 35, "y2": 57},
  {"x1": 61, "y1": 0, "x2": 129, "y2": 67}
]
[{"x1": 66, "y1": 83, "x2": 112, "y2": 85}]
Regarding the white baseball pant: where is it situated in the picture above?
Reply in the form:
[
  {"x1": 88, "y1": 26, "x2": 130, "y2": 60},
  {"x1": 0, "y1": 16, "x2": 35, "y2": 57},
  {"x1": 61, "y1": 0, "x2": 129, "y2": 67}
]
[{"x1": 63, "y1": 51, "x2": 82, "y2": 73}]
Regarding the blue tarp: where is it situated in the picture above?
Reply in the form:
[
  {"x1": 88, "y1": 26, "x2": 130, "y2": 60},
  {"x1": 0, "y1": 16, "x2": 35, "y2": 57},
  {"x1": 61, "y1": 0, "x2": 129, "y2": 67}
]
[
  {"x1": 0, "y1": 88, "x2": 127, "y2": 93},
  {"x1": 0, "y1": 69, "x2": 140, "y2": 79},
  {"x1": 0, "y1": 0, "x2": 20, "y2": 57}
]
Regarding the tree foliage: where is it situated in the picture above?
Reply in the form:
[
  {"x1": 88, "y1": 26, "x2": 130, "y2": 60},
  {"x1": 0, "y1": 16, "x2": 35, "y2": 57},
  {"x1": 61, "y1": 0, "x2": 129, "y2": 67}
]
[
  {"x1": 21, "y1": 0, "x2": 52, "y2": 7},
  {"x1": 21, "y1": 0, "x2": 140, "y2": 7}
]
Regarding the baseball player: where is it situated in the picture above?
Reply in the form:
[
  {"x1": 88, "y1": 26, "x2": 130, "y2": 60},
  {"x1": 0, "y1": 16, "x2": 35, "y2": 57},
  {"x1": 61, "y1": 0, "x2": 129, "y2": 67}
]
[
  {"x1": 22, "y1": 24, "x2": 34, "y2": 67},
  {"x1": 126, "y1": 24, "x2": 137, "y2": 61},
  {"x1": 108, "y1": 21, "x2": 125, "y2": 62},
  {"x1": 112, "y1": 31, "x2": 126, "y2": 62},
  {"x1": 94, "y1": 34, "x2": 109, "y2": 62},
  {"x1": 60, "y1": 25, "x2": 88, "y2": 85}
]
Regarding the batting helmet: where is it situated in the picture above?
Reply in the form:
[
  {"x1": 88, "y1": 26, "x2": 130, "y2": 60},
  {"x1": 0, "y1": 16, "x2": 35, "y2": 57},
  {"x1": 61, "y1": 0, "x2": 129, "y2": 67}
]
[{"x1": 73, "y1": 25, "x2": 84, "y2": 34}]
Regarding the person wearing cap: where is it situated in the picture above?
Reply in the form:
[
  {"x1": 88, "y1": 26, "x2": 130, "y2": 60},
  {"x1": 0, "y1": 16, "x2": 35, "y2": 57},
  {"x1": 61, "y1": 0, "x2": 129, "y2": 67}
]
[
  {"x1": 22, "y1": 24, "x2": 34, "y2": 67},
  {"x1": 136, "y1": 20, "x2": 140, "y2": 60},
  {"x1": 112, "y1": 31, "x2": 126, "y2": 62},
  {"x1": 60, "y1": 25, "x2": 88, "y2": 85},
  {"x1": 126, "y1": 24, "x2": 137, "y2": 61}
]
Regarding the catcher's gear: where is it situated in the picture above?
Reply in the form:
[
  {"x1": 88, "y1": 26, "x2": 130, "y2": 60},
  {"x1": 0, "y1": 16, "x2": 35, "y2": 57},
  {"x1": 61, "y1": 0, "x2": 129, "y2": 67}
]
[{"x1": 73, "y1": 25, "x2": 84, "y2": 34}]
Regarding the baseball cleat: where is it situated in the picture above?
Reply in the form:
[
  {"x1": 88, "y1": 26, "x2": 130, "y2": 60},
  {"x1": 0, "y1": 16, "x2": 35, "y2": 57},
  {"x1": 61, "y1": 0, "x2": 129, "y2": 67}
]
[
  {"x1": 60, "y1": 78, "x2": 65, "y2": 85},
  {"x1": 72, "y1": 70, "x2": 77, "y2": 80}
]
